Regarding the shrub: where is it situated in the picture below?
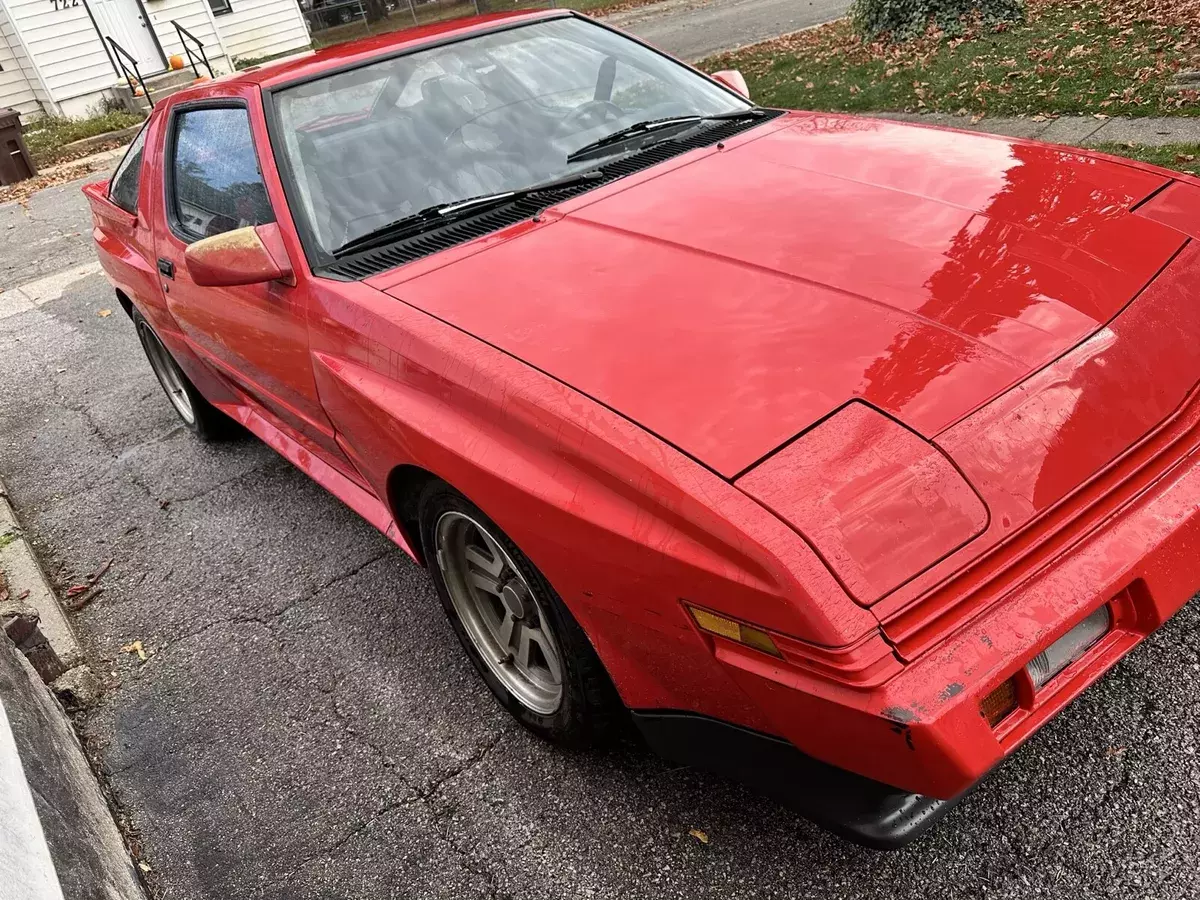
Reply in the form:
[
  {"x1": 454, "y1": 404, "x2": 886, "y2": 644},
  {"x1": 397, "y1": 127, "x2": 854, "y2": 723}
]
[
  {"x1": 851, "y1": 0, "x2": 1025, "y2": 42},
  {"x1": 22, "y1": 110, "x2": 145, "y2": 167}
]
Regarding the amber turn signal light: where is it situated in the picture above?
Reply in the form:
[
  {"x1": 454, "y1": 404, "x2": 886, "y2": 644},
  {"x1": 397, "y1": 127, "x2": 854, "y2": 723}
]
[
  {"x1": 980, "y1": 677, "x2": 1018, "y2": 728},
  {"x1": 687, "y1": 606, "x2": 782, "y2": 658}
]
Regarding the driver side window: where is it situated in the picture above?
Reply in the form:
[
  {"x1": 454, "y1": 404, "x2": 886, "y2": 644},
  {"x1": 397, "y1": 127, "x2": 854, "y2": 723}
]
[{"x1": 170, "y1": 106, "x2": 275, "y2": 241}]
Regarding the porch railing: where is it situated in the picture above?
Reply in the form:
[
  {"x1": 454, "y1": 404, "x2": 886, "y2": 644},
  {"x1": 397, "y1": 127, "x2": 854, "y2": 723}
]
[
  {"x1": 172, "y1": 20, "x2": 215, "y2": 80},
  {"x1": 105, "y1": 37, "x2": 153, "y2": 109}
]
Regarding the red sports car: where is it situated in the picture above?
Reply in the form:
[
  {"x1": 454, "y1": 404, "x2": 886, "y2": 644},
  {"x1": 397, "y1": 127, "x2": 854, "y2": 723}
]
[{"x1": 85, "y1": 10, "x2": 1200, "y2": 847}]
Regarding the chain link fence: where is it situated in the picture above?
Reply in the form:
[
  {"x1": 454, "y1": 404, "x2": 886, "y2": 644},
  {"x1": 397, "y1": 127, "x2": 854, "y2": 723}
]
[{"x1": 301, "y1": 0, "x2": 560, "y2": 49}]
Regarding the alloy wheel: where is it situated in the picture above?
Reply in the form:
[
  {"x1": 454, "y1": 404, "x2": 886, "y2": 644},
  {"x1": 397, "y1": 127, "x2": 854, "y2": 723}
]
[
  {"x1": 434, "y1": 510, "x2": 564, "y2": 715},
  {"x1": 139, "y1": 325, "x2": 195, "y2": 426}
]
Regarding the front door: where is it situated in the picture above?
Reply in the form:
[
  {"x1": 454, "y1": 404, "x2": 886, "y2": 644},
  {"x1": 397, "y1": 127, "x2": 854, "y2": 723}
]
[
  {"x1": 91, "y1": 0, "x2": 164, "y2": 74},
  {"x1": 155, "y1": 101, "x2": 358, "y2": 475}
]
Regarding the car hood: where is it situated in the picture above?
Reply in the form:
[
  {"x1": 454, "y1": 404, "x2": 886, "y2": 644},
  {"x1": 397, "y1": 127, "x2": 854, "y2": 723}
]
[{"x1": 378, "y1": 114, "x2": 1186, "y2": 478}]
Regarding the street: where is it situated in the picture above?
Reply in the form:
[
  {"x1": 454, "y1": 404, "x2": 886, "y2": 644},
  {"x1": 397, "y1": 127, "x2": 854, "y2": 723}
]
[
  {"x1": 3, "y1": 137, "x2": 1200, "y2": 900},
  {"x1": 605, "y1": 0, "x2": 853, "y2": 60}
]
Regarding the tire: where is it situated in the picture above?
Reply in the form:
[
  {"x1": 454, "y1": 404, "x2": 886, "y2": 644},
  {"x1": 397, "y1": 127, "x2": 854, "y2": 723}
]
[
  {"x1": 132, "y1": 307, "x2": 232, "y2": 442},
  {"x1": 419, "y1": 482, "x2": 621, "y2": 747}
]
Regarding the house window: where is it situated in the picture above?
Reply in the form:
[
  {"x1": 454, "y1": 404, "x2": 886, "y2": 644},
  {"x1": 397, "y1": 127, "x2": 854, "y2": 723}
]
[{"x1": 207, "y1": 0, "x2": 233, "y2": 15}]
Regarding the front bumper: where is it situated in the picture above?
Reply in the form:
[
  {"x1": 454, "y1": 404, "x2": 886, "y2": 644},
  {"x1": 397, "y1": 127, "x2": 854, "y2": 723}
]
[
  {"x1": 678, "y1": 415, "x2": 1200, "y2": 808},
  {"x1": 631, "y1": 710, "x2": 961, "y2": 849}
]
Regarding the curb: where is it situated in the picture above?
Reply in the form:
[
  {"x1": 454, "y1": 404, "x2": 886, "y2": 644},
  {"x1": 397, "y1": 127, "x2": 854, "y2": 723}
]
[
  {"x1": 0, "y1": 479, "x2": 145, "y2": 899},
  {"x1": 0, "y1": 477, "x2": 97, "y2": 703},
  {"x1": 1, "y1": 636, "x2": 147, "y2": 900},
  {"x1": 36, "y1": 145, "x2": 130, "y2": 180},
  {"x1": 30, "y1": 121, "x2": 148, "y2": 171},
  {"x1": 57, "y1": 122, "x2": 145, "y2": 158}
]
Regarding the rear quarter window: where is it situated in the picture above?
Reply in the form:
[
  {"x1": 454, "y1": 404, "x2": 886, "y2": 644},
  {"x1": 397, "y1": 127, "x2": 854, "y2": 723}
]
[{"x1": 108, "y1": 124, "x2": 149, "y2": 214}]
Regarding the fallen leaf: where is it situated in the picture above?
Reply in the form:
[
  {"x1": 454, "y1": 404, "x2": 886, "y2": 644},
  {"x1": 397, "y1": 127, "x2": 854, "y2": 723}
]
[
  {"x1": 97, "y1": 309, "x2": 112, "y2": 318},
  {"x1": 66, "y1": 584, "x2": 90, "y2": 596},
  {"x1": 1176, "y1": 153, "x2": 1197, "y2": 162},
  {"x1": 1105, "y1": 745, "x2": 1126, "y2": 758},
  {"x1": 688, "y1": 829, "x2": 709, "y2": 844},
  {"x1": 66, "y1": 587, "x2": 103, "y2": 612},
  {"x1": 88, "y1": 558, "x2": 114, "y2": 585},
  {"x1": 1093, "y1": 113, "x2": 1110, "y2": 120},
  {"x1": 138, "y1": 861, "x2": 152, "y2": 873},
  {"x1": 1031, "y1": 114, "x2": 1048, "y2": 122},
  {"x1": 120, "y1": 640, "x2": 147, "y2": 662}
]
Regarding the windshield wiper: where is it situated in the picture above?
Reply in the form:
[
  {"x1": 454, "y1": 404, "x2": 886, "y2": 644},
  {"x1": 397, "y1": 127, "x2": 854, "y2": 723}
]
[
  {"x1": 332, "y1": 170, "x2": 605, "y2": 258},
  {"x1": 565, "y1": 108, "x2": 767, "y2": 164}
]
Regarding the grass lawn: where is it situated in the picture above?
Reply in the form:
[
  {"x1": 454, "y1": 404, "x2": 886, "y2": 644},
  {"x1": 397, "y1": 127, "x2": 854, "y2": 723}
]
[
  {"x1": 1095, "y1": 142, "x2": 1200, "y2": 175},
  {"x1": 703, "y1": 0, "x2": 1199, "y2": 118},
  {"x1": 23, "y1": 110, "x2": 145, "y2": 168}
]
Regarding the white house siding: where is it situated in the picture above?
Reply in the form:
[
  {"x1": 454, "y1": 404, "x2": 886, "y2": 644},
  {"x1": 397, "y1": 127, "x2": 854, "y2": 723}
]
[
  {"x1": 214, "y1": 0, "x2": 309, "y2": 65},
  {"x1": 144, "y1": 0, "x2": 230, "y2": 73},
  {"x1": 0, "y1": 5, "x2": 51, "y2": 113},
  {"x1": 0, "y1": 0, "x2": 309, "y2": 119},
  {"x1": 0, "y1": 14, "x2": 41, "y2": 115},
  {"x1": 3, "y1": 0, "x2": 117, "y2": 112}
]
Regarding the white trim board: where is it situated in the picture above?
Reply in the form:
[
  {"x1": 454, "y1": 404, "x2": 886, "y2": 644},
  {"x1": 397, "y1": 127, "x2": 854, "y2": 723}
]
[{"x1": 0, "y1": 696, "x2": 66, "y2": 900}]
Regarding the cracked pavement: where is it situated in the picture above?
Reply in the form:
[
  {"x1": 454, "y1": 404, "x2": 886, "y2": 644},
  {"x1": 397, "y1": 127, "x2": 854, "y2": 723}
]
[{"x1": 3, "y1": 171, "x2": 1200, "y2": 900}]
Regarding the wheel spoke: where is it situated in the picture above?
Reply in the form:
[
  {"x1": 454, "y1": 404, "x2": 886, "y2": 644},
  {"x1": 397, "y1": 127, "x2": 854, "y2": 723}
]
[
  {"x1": 533, "y1": 629, "x2": 563, "y2": 685},
  {"x1": 468, "y1": 569, "x2": 504, "y2": 597},
  {"x1": 464, "y1": 543, "x2": 504, "y2": 578},
  {"x1": 479, "y1": 529, "x2": 509, "y2": 571},
  {"x1": 518, "y1": 625, "x2": 562, "y2": 686},
  {"x1": 515, "y1": 625, "x2": 534, "y2": 672},
  {"x1": 497, "y1": 613, "x2": 517, "y2": 651}
]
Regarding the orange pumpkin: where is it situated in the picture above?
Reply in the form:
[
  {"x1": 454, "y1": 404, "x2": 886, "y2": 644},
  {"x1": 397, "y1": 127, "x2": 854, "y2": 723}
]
[{"x1": 168, "y1": 54, "x2": 185, "y2": 70}]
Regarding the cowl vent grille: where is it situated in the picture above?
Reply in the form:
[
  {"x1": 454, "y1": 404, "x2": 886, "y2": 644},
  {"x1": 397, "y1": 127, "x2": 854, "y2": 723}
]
[{"x1": 323, "y1": 111, "x2": 784, "y2": 280}]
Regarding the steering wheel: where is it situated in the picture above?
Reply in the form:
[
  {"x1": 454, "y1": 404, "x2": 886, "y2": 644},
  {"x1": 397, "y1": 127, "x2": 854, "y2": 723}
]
[{"x1": 557, "y1": 100, "x2": 624, "y2": 135}]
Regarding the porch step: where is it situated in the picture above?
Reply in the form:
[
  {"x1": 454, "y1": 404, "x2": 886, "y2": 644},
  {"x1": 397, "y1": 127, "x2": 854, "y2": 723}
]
[
  {"x1": 146, "y1": 68, "x2": 202, "y2": 91},
  {"x1": 112, "y1": 67, "x2": 211, "y2": 114}
]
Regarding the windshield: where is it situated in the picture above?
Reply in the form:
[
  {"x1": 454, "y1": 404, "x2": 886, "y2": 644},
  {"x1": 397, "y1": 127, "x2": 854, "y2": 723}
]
[{"x1": 272, "y1": 16, "x2": 749, "y2": 257}]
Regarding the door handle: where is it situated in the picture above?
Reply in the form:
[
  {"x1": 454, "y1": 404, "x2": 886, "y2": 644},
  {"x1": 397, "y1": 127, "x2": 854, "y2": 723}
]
[{"x1": 157, "y1": 258, "x2": 175, "y2": 279}]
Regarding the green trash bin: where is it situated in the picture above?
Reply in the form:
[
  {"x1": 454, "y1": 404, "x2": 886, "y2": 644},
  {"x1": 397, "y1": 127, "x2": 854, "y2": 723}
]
[{"x1": 0, "y1": 108, "x2": 36, "y2": 186}]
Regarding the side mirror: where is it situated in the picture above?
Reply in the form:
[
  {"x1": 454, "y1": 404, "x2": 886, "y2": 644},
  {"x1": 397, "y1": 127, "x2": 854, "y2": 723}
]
[
  {"x1": 184, "y1": 222, "x2": 294, "y2": 287},
  {"x1": 711, "y1": 69, "x2": 750, "y2": 99}
]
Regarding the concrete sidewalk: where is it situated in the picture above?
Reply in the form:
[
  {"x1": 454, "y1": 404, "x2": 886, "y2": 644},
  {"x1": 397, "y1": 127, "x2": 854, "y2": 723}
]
[{"x1": 868, "y1": 112, "x2": 1200, "y2": 148}]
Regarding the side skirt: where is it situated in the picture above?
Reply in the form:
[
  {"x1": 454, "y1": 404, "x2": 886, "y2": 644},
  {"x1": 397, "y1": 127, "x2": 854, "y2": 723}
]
[
  {"x1": 631, "y1": 710, "x2": 966, "y2": 850},
  {"x1": 214, "y1": 400, "x2": 420, "y2": 561}
]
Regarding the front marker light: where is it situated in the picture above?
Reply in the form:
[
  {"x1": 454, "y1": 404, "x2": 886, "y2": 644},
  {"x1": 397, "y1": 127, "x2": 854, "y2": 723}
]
[
  {"x1": 687, "y1": 606, "x2": 783, "y2": 658},
  {"x1": 1026, "y1": 606, "x2": 1112, "y2": 689},
  {"x1": 980, "y1": 677, "x2": 1018, "y2": 728}
]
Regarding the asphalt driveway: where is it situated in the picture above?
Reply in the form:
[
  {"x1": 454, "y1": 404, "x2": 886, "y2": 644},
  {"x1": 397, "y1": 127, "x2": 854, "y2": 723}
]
[
  {"x1": 2, "y1": 172, "x2": 1200, "y2": 900},
  {"x1": 607, "y1": 0, "x2": 853, "y2": 60}
]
